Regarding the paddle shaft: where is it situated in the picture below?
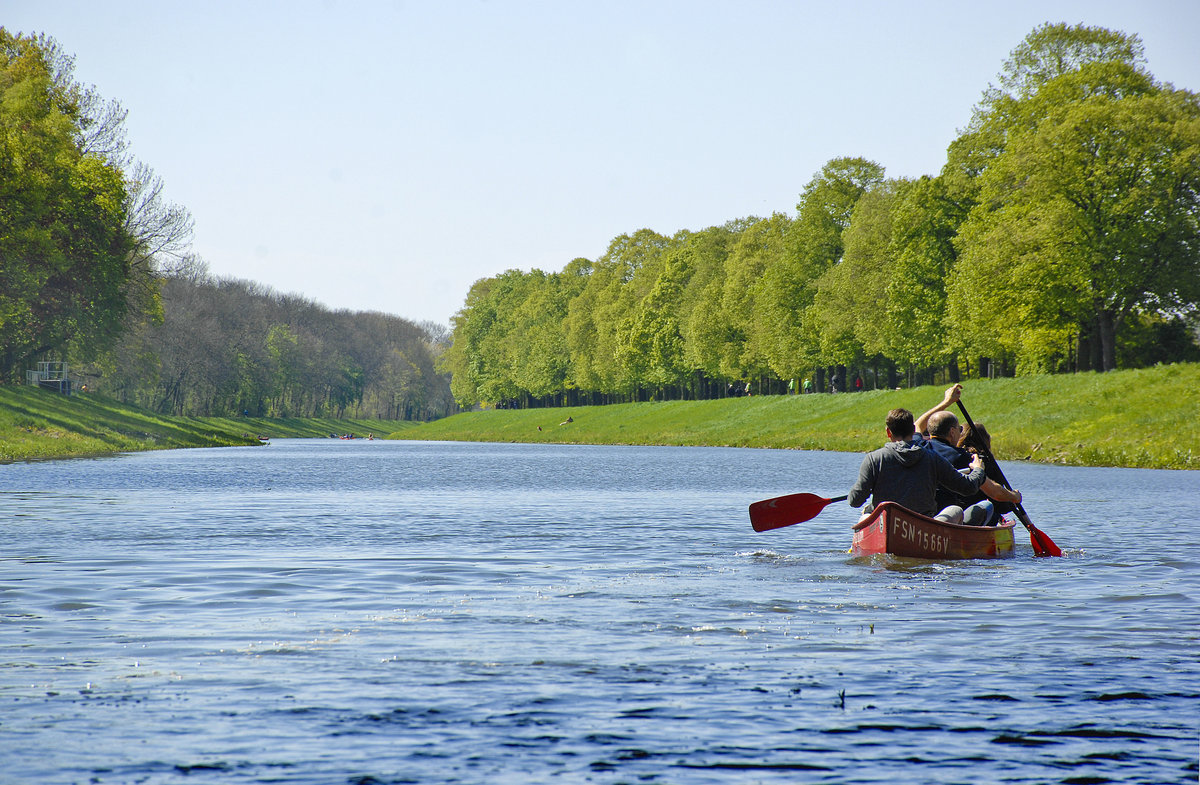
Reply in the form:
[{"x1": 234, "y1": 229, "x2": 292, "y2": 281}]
[
  {"x1": 954, "y1": 401, "x2": 1029, "y2": 520},
  {"x1": 955, "y1": 401, "x2": 1061, "y2": 556}
]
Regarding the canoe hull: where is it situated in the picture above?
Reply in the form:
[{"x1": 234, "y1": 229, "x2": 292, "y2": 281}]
[{"x1": 851, "y1": 501, "x2": 1016, "y2": 559}]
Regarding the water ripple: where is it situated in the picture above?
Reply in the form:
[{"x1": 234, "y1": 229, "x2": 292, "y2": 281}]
[{"x1": 0, "y1": 441, "x2": 1196, "y2": 784}]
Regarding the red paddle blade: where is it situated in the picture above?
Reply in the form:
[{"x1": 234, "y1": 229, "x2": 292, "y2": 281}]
[
  {"x1": 749, "y1": 493, "x2": 845, "y2": 532},
  {"x1": 1029, "y1": 525, "x2": 1063, "y2": 557}
]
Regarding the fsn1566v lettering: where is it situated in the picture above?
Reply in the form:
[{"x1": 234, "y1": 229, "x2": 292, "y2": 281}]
[{"x1": 892, "y1": 517, "x2": 950, "y2": 555}]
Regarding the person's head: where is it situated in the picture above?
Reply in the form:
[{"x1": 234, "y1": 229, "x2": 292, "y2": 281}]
[
  {"x1": 959, "y1": 421, "x2": 992, "y2": 453},
  {"x1": 928, "y1": 410, "x2": 961, "y2": 442},
  {"x1": 885, "y1": 408, "x2": 915, "y2": 441}
]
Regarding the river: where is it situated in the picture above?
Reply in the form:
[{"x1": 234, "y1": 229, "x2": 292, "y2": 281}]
[{"x1": 1, "y1": 439, "x2": 1197, "y2": 784}]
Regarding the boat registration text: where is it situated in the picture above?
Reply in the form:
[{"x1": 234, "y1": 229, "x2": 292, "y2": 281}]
[{"x1": 892, "y1": 517, "x2": 950, "y2": 555}]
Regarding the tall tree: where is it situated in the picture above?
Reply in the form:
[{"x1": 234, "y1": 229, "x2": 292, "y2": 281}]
[
  {"x1": 565, "y1": 229, "x2": 670, "y2": 396},
  {"x1": 618, "y1": 246, "x2": 692, "y2": 393},
  {"x1": 0, "y1": 30, "x2": 135, "y2": 378},
  {"x1": 807, "y1": 180, "x2": 908, "y2": 366},
  {"x1": 885, "y1": 175, "x2": 967, "y2": 368},
  {"x1": 717, "y1": 213, "x2": 791, "y2": 382},
  {"x1": 759, "y1": 157, "x2": 884, "y2": 377},
  {"x1": 985, "y1": 22, "x2": 1146, "y2": 105},
  {"x1": 951, "y1": 57, "x2": 1200, "y2": 371},
  {"x1": 506, "y1": 268, "x2": 580, "y2": 401},
  {"x1": 677, "y1": 221, "x2": 748, "y2": 392}
]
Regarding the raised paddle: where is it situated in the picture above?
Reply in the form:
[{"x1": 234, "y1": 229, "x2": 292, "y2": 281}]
[
  {"x1": 749, "y1": 492, "x2": 849, "y2": 532},
  {"x1": 955, "y1": 401, "x2": 1062, "y2": 557}
]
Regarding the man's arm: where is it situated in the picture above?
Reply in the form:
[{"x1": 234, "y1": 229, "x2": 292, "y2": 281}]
[
  {"x1": 847, "y1": 453, "x2": 876, "y2": 508},
  {"x1": 934, "y1": 450, "x2": 985, "y2": 496},
  {"x1": 915, "y1": 383, "x2": 962, "y2": 436},
  {"x1": 981, "y1": 477, "x2": 1021, "y2": 504}
]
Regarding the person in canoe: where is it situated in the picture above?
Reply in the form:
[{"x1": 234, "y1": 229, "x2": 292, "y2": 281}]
[
  {"x1": 847, "y1": 407, "x2": 986, "y2": 524},
  {"x1": 957, "y1": 421, "x2": 1022, "y2": 524},
  {"x1": 914, "y1": 384, "x2": 1023, "y2": 526}
]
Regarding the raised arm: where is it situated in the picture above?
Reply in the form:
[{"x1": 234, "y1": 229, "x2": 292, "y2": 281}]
[{"x1": 915, "y1": 384, "x2": 962, "y2": 436}]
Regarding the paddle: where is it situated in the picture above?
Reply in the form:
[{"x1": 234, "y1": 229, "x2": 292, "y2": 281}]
[
  {"x1": 955, "y1": 401, "x2": 1062, "y2": 557},
  {"x1": 749, "y1": 492, "x2": 849, "y2": 532}
]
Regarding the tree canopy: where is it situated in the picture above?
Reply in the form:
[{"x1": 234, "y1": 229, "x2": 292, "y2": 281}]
[
  {"x1": 0, "y1": 29, "x2": 136, "y2": 378},
  {"x1": 91, "y1": 260, "x2": 454, "y2": 420},
  {"x1": 4, "y1": 25, "x2": 1196, "y2": 414},
  {"x1": 2, "y1": 30, "x2": 452, "y2": 419},
  {"x1": 444, "y1": 23, "x2": 1200, "y2": 407}
]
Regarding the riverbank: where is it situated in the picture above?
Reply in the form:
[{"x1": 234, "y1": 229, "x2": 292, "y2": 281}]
[
  {"x1": 0, "y1": 385, "x2": 416, "y2": 462},
  {"x1": 4, "y1": 364, "x2": 1196, "y2": 468},
  {"x1": 391, "y1": 364, "x2": 1199, "y2": 470}
]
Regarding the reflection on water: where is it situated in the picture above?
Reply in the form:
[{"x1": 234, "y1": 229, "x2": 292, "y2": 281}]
[{"x1": 1, "y1": 439, "x2": 1197, "y2": 784}]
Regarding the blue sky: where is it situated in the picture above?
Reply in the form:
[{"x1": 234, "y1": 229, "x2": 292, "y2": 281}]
[{"x1": 6, "y1": 0, "x2": 1199, "y2": 326}]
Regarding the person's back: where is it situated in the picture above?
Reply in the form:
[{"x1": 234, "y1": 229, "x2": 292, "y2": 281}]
[
  {"x1": 850, "y1": 439, "x2": 946, "y2": 516},
  {"x1": 918, "y1": 412, "x2": 973, "y2": 511}
]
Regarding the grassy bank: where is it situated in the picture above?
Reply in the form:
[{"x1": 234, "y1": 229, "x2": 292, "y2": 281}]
[
  {"x1": 0, "y1": 385, "x2": 417, "y2": 462},
  {"x1": 391, "y1": 364, "x2": 1200, "y2": 470},
  {"x1": 4, "y1": 364, "x2": 1195, "y2": 469}
]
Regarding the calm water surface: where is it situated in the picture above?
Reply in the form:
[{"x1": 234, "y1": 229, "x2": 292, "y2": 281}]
[{"x1": 1, "y1": 439, "x2": 1197, "y2": 784}]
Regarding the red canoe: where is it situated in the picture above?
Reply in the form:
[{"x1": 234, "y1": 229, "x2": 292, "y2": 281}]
[{"x1": 851, "y1": 501, "x2": 1016, "y2": 559}]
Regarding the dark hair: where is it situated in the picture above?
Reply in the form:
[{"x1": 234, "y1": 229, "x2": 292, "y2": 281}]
[
  {"x1": 959, "y1": 421, "x2": 992, "y2": 452},
  {"x1": 886, "y1": 408, "x2": 915, "y2": 439},
  {"x1": 928, "y1": 410, "x2": 959, "y2": 438}
]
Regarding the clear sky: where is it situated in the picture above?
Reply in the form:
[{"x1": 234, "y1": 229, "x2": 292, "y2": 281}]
[{"x1": 6, "y1": 1, "x2": 1199, "y2": 326}]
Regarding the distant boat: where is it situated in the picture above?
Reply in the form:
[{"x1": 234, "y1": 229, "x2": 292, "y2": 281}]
[{"x1": 851, "y1": 501, "x2": 1016, "y2": 559}]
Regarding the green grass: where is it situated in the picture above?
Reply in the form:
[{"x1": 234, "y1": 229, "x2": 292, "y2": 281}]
[
  {"x1": 4, "y1": 364, "x2": 1196, "y2": 468},
  {"x1": 0, "y1": 385, "x2": 419, "y2": 462},
  {"x1": 391, "y1": 364, "x2": 1200, "y2": 470}
]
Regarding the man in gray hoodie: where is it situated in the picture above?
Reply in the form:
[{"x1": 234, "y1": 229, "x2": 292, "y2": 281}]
[{"x1": 848, "y1": 407, "x2": 986, "y2": 523}]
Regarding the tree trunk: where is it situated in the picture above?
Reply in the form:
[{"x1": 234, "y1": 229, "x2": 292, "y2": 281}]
[
  {"x1": 1077, "y1": 327, "x2": 1093, "y2": 372},
  {"x1": 1098, "y1": 309, "x2": 1117, "y2": 372}
]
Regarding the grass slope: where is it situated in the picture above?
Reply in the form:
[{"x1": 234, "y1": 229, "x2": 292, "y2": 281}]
[
  {"x1": 392, "y1": 364, "x2": 1200, "y2": 470},
  {"x1": 0, "y1": 385, "x2": 418, "y2": 462}
]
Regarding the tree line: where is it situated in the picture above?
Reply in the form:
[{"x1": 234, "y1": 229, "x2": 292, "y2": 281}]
[
  {"x1": 84, "y1": 261, "x2": 454, "y2": 420},
  {"x1": 1, "y1": 29, "x2": 453, "y2": 420},
  {"x1": 442, "y1": 23, "x2": 1200, "y2": 409}
]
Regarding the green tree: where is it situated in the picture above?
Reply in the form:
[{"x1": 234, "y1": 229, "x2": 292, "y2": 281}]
[
  {"x1": 885, "y1": 175, "x2": 967, "y2": 368},
  {"x1": 715, "y1": 213, "x2": 791, "y2": 382},
  {"x1": 807, "y1": 181, "x2": 907, "y2": 366},
  {"x1": 985, "y1": 22, "x2": 1146, "y2": 105},
  {"x1": 506, "y1": 268, "x2": 581, "y2": 401},
  {"x1": 0, "y1": 30, "x2": 135, "y2": 378},
  {"x1": 759, "y1": 157, "x2": 884, "y2": 377},
  {"x1": 951, "y1": 63, "x2": 1200, "y2": 371},
  {"x1": 442, "y1": 272, "x2": 518, "y2": 407},
  {"x1": 565, "y1": 229, "x2": 669, "y2": 397},
  {"x1": 945, "y1": 23, "x2": 1148, "y2": 202},
  {"x1": 617, "y1": 247, "x2": 691, "y2": 393},
  {"x1": 676, "y1": 221, "x2": 747, "y2": 394}
]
